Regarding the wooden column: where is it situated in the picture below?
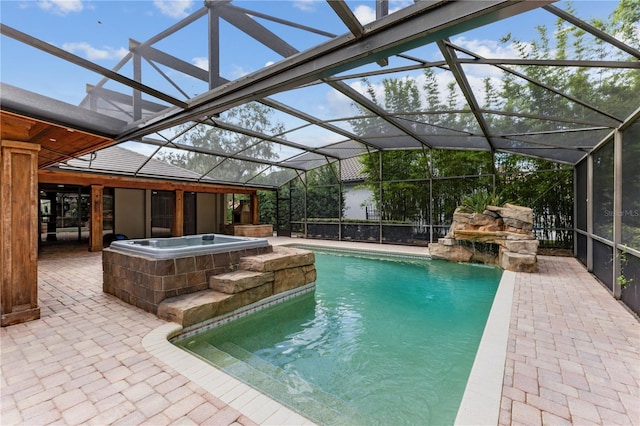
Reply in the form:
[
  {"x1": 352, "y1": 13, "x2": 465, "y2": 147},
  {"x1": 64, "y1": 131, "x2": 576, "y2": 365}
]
[
  {"x1": 89, "y1": 185, "x2": 104, "y2": 252},
  {"x1": 1, "y1": 140, "x2": 41, "y2": 326},
  {"x1": 173, "y1": 190, "x2": 184, "y2": 237},
  {"x1": 251, "y1": 193, "x2": 259, "y2": 225}
]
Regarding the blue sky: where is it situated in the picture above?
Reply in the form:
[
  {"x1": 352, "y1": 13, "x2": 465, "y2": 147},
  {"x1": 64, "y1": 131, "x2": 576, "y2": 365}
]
[{"x1": 0, "y1": 0, "x2": 625, "y2": 141}]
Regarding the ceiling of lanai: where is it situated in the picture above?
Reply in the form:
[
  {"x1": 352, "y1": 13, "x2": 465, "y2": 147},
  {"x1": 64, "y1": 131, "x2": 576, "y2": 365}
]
[{"x1": 1, "y1": 0, "x2": 638, "y2": 188}]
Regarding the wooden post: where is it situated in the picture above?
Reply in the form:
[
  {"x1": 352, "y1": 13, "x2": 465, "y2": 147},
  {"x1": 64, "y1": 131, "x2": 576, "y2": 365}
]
[
  {"x1": 174, "y1": 190, "x2": 184, "y2": 237},
  {"x1": 89, "y1": 185, "x2": 104, "y2": 252},
  {"x1": 1, "y1": 140, "x2": 41, "y2": 326},
  {"x1": 251, "y1": 192, "x2": 259, "y2": 225}
]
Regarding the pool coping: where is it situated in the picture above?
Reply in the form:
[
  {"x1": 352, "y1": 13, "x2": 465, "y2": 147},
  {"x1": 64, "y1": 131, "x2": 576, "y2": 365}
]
[
  {"x1": 142, "y1": 243, "x2": 513, "y2": 425},
  {"x1": 455, "y1": 270, "x2": 515, "y2": 425}
]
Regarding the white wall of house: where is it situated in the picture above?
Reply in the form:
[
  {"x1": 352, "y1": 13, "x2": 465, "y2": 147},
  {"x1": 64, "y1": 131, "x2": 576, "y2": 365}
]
[{"x1": 343, "y1": 184, "x2": 373, "y2": 220}]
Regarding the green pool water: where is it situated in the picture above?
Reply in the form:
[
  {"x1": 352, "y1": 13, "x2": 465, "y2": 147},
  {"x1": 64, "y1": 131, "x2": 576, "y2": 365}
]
[{"x1": 175, "y1": 249, "x2": 502, "y2": 425}]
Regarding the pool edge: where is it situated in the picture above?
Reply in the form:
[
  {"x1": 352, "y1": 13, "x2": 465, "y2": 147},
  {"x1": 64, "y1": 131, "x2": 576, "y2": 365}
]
[
  {"x1": 454, "y1": 270, "x2": 516, "y2": 425},
  {"x1": 142, "y1": 322, "x2": 315, "y2": 426}
]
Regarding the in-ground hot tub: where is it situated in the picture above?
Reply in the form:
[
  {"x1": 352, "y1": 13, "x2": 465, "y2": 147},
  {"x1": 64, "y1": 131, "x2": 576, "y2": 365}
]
[{"x1": 109, "y1": 233, "x2": 269, "y2": 259}]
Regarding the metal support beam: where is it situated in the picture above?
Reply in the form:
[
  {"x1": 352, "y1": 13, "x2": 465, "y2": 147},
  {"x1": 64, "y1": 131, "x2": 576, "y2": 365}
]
[
  {"x1": 612, "y1": 129, "x2": 623, "y2": 298},
  {"x1": 0, "y1": 24, "x2": 187, "y2": 109},
  {"x1": 376, "y1": 0, "x2": 389, "y2": 19},
  {"x1": 217, "y1": 4, "x2": 298, "y2": 57},
  {"x1": 208, "y1": 5, "x2": 222, "y2": 90},
  {"x1": 438, "y1": 39, "x2": 494, "y2": 151},
  {"x1": 327, "y1": 0, "x2": 365, "y2": 39},
  {"x1": 445, "y1": 40, "x2": 625, "y2": 124},
  {"x1": 118, "y1": 0, "x2": 550, "y2": 141}
]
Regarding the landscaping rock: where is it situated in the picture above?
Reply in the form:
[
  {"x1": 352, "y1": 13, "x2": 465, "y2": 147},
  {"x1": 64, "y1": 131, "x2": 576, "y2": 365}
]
[{"x1": 501, "y1": 251, "x2": 537, "y2": 273}]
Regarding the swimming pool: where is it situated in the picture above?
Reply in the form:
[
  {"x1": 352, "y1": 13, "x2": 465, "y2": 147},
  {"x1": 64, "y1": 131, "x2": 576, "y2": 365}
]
[{"x1": 174, "y1": 249, "x2": 502, "y2": 425}]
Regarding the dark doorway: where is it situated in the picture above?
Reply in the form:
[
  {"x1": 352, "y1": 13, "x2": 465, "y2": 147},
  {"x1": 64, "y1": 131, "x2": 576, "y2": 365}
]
[
  {"x1": 184, "y1": 192, "x2": 197, "y2": 235},
  {"x1": 39, "y1": 185, "x2": 91, "y2": 245},
  {"x1": 151, "y1": 190, "x2": 175, "y2": 237}
]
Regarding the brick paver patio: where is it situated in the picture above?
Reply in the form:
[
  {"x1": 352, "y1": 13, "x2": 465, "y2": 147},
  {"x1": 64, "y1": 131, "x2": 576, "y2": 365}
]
[
  {"x1": 1, "y1": 246, "x2": 259, "y2": 426},
  {"x1": 499, "y1": 256, "x2": 639, "y2": 425},
  {"x1": 1, "y1": 241, "x2": 639, "y2": 425}
]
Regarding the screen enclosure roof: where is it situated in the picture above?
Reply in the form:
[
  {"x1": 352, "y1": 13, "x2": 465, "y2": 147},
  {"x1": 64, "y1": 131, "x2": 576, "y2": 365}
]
[{"x1": 1, "y1": 0, "x2": 638, "y2": 188}]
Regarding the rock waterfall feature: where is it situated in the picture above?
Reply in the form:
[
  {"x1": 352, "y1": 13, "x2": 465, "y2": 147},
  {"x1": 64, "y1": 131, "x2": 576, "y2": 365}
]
[{"x1": 429, "y1": 203, "x2": 538, "y2": 272}]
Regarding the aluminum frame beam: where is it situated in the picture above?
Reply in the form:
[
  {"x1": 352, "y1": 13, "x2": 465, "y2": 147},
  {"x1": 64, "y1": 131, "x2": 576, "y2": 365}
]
[
  {"x1": 444, "y1": 40, "x2": 625, "y2": 124},
  {"x1": 327, "y1": 0, "x2": 365, "y2": 39},
  {"x1": 437, "y1": 39, "x2": 494, "y2": 151},
  {"x1": 0, "y1": 24, "x2": 187, "y2": 109},
  {"x1": 117, "y1": 0, "x2": 552, "y2": 142}
]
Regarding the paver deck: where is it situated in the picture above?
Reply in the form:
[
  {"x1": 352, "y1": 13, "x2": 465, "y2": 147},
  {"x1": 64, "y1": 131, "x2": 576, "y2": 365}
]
[
  {"x1": 499, "y1": 256, "x2": 639, "y2": 426},
  {"x1": 1, "y1": 239, "x2": 638, "y2": 425}
]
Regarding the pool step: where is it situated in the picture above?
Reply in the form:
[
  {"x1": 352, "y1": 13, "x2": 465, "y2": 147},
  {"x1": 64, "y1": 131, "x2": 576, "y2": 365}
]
[
  {"x1": 157, "y1": 283, "x2": 272, "y2": 328},
  {"x1": 183, "y1": 341, "x2": 359, "y2": 425},
  {"x1": 210, "y1": 270, "x2": 275, "y2": 294},
  {"x1": 158, "y1": 246, "x2": 316, "y2": 327},
  {"x1": 239, "y1": 246, "x2": 315, "y2": 272}
]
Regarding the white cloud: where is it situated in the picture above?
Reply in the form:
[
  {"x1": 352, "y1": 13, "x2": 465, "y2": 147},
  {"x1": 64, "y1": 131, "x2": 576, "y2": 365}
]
[
  {"x1": 153, "y1": 0, "x2": 193, "y2": 19},
  {"x1": 353, "y1": 5, "x2": 376, "y2": 25},
  {"x1": 265, "y1": 61, "x2": 276, "y2": 67},
  {"x1": 293, "y1": 0, "x2": 316, "y2": 12},
  {"x1": 62, "y1": 42, "x2": 128, "y2": 61},
  {"x1": 451, "y1": 36, "x2": 530, "y2": 60},
  {"x1": 38, "y1": 0, "x2": 83, "y2": 15},
  {"x1": 193, "y1": 57, "x2": 208, "y2": 71},
  {"x1": 351, "y1": 1, "x2": 412, "y2": 24},
  {"x1": 229, "y1": 65, "x2": 251, "y2": 79}
]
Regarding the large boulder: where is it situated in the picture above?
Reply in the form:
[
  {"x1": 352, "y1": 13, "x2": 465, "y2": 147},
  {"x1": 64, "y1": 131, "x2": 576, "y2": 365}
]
[{"x1": 501, "y1": 251, "x2": 537, "y2": 273}]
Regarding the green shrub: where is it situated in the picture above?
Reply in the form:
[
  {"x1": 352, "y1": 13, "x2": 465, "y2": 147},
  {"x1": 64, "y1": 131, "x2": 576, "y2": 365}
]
[{"x1": 459, "y1": 189, "x2": 511, "y2": 214}]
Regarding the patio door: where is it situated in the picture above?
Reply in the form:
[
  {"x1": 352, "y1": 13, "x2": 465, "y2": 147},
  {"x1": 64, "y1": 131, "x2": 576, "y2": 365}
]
[{"x1": 39, "y1": 185, "x2": 90, "y2": 243}]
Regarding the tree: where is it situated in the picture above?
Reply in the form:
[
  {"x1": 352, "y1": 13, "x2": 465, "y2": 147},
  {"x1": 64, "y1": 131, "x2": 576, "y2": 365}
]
[
  {"x1": 305, "y1": 163, "x2": 344, "y2": 219},
  {"x1": 161, "y1": 102, "x2": 284, "y2": 183},
  {"x1": 257, "y1": 190, "x2": 276, "y2": 225}
]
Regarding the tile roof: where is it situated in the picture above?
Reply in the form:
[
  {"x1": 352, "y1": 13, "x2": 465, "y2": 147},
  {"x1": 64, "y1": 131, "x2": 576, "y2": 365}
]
[
  {"x1": 340, "y1": 156, "x2": 366, "y2": 182},
  {"x1": 57, "y1": 145, "x2": 208, "y2": 182}
]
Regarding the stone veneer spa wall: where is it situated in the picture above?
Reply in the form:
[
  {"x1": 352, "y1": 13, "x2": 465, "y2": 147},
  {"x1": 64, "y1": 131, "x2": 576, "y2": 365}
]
[{"x1": 103, "y1": 244, "x2": 274, "y2": 314}]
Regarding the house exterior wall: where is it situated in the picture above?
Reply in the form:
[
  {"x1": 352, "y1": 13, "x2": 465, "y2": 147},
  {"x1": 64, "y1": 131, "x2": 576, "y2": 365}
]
[
  {"x1": 196, "y1": 193, "x2": 218, "y2": 234},
  {"x1": 115, "y1": 188, "x2": 146, "y2": 239},
  {"x1": 343, "y1": 184, "x2": 373, "y2": 220}
]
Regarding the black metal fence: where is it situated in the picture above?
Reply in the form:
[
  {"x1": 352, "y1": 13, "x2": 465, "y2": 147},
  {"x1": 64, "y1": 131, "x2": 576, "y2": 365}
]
[{"x1": 282, "y1": 167, "x2": 573, "y2": 249}]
